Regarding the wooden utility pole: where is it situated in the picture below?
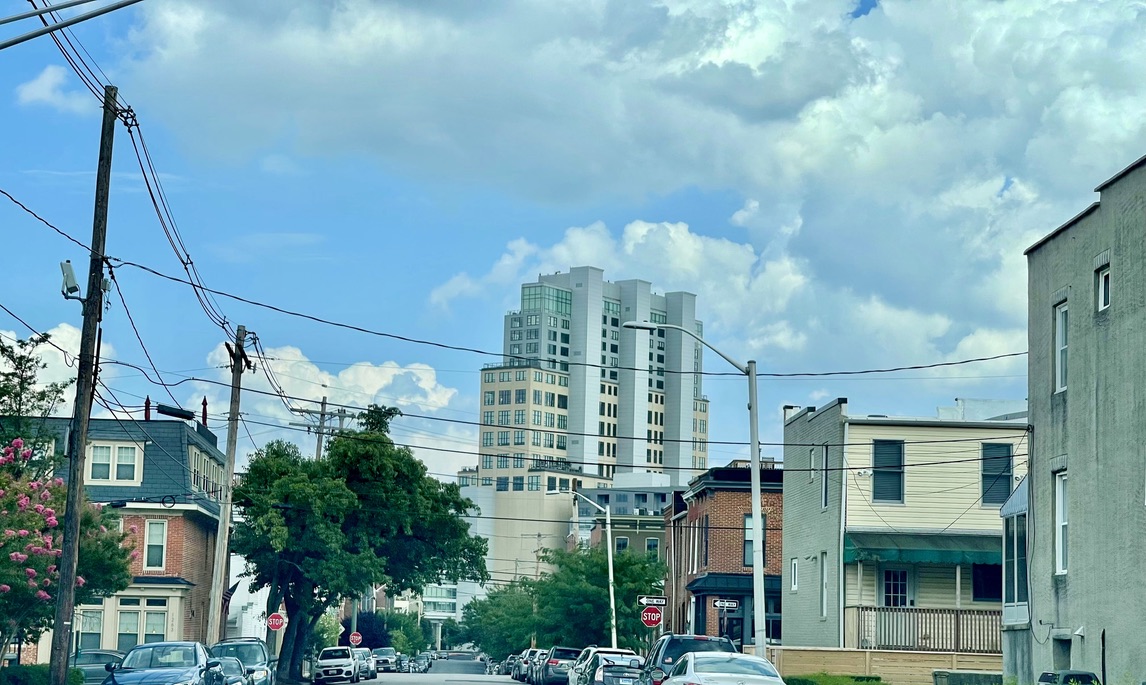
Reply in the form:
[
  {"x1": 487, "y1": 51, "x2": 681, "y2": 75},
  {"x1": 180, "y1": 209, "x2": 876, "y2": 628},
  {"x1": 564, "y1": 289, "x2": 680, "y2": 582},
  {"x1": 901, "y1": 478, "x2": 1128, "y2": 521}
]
[
  {"x1": 48, "y1": 84, "x2": 117, "y2": 685},
  {"x1": 206, "y1": 325, "x2": 250, "y2": 643},
  {"x1": 289, "y1": 396, "x2": 336, "y2": 459}
]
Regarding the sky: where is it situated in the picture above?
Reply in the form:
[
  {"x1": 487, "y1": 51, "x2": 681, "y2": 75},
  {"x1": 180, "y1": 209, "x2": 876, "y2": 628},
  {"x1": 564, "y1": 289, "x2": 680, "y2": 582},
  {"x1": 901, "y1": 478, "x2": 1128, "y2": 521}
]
[{"x1": 2, "y1": 0, "x2": 1145, "y2": 480}]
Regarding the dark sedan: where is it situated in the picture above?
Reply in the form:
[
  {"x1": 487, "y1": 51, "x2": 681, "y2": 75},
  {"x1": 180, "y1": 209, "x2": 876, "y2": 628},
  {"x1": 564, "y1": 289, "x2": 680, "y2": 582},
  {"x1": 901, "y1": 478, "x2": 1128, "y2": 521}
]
[
  {"x1": 72, "y1": 650, "x2": 125, "y2": 685},
  {"x1": 103, "y1": 642, "x2": 223, "y2": 685}
]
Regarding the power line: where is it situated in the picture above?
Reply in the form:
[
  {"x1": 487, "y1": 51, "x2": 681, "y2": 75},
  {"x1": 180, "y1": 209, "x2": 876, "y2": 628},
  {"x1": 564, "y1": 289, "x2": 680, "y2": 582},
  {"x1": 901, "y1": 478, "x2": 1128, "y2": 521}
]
[{"x1": 107, "y1": 266, "x2": 180, "y2": 405}]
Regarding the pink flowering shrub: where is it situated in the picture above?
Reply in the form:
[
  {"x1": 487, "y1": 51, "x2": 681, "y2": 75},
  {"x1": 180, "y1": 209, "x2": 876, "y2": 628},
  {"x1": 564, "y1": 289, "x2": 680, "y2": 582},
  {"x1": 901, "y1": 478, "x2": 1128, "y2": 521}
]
[{"x1": 0, "y1": 439, "x2": 133, "y2": 651}]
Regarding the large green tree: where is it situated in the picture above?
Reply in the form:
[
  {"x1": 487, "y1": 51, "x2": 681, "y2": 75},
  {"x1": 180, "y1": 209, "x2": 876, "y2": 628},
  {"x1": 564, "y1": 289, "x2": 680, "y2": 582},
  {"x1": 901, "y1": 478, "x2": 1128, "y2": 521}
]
[
  {"x1": 459, "y1": 581, "x2": 536, "y2": 661},
  {"x1": 231, "y1": 406, "x2": 488, "y2": 680},
  {"x1": 0, "y1": 335, "x2": 74, "y2": 479}
]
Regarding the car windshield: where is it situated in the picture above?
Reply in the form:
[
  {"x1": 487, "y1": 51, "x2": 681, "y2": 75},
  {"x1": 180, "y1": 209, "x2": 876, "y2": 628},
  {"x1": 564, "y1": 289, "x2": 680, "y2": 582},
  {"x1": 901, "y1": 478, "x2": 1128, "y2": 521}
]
[
  {"x1": 693, "y1": 656, "x2": 779, "y2": 677},
  {"x1": 219, "y1": 659, "x2": 244, "y2": 676},
  {"x1": 321, "y1": 648, "x2": 351, "y2": 661},
  {"x1": 353, "y1": 650, "x2": 369, "y2": 658},
  {"x1": 212, "y1": 644, "x2": 264, "y2": 665},
  {"x1": 551, "y1": 649, "x2": 581, "y2": 660},
  {"x1": 662, "y1": 638, "x2": 734, "y2": 665},
  {"x1": 373, "y1": 649, "x2": 396, "y2": 658},
  {"x1": 121, "y1": 645, "x2": 198, "y2": 669}
]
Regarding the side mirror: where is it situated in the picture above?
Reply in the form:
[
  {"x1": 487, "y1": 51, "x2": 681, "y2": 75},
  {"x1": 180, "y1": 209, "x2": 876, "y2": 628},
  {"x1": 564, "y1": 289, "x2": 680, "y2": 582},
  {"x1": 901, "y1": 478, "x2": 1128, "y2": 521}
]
[
  {"x1": 651, "y1": 668, "x2": 667, "y2": 684},
  {"x1": 105, "y1": 663, "x2": 117, "y2": 673},
  {"x1": 206, "y1": 660, "x2": 222, "y2": 670},
  {"x1": 630, "y1": 660, "x2": 641, "y2": 669}
]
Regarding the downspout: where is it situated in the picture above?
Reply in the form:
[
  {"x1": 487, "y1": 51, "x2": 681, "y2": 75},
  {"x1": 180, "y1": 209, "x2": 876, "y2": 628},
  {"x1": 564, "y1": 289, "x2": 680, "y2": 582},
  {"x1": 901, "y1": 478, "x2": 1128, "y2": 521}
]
[{"x1": 838, "y1": 418, "x2": 848, "y2": 649}]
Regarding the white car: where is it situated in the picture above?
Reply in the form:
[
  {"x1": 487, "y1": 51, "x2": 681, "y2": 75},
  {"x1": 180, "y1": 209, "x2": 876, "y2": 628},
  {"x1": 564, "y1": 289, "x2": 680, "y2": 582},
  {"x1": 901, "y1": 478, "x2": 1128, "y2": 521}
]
[
  {"x1": 661, "y1": 653, "x2": 785, "y2": 685},
  {"x1": 570, "y1": 647, "x2": 638, "y2": 682},
  {"x1": 314, "y1": 647, "x2": 361, "y2": 684}
]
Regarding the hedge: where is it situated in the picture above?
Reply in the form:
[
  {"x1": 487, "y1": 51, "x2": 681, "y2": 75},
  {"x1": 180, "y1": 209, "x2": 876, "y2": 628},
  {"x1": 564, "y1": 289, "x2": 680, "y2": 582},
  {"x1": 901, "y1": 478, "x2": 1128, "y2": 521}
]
[
  {"x1": 786, "y1": 674, "x2": 883, "y2": 685},
  {"x1": 0, "y1": 665, "x2": 85, "y2": 685}
]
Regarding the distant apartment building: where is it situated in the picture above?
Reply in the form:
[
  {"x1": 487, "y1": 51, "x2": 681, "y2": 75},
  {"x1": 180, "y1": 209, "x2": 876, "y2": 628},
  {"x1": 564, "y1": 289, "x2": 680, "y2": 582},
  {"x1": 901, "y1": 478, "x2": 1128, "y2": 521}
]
[
  {"x1": 1006, "y1": 154, "x2": 1146, "y2": 684},
  {"x1": 571, "y1": 485, "x2": 677, "y2": 549},
  {"x1": 452, "y1": 266, "x2": 713, "y2": 616},
  {"x1": 781, "y1": 398, "x2": 1027, "y2": 655},
  {"x1": 663, "y1": 463, "x2": 783, "y2": 648}
]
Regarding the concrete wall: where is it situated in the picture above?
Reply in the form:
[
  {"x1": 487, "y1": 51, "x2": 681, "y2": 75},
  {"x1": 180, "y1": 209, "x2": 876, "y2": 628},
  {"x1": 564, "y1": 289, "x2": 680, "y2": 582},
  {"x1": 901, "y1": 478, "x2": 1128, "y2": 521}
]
[
  {"x1": 1024, "y1": 161, "x2": 1146, "y2": 685},
  {"x1": 765, "y1": 646, "x2": 1001, "y2": 685},
  {"x1": 782, "y1": 400, "x2": 848, "y2": 648}
]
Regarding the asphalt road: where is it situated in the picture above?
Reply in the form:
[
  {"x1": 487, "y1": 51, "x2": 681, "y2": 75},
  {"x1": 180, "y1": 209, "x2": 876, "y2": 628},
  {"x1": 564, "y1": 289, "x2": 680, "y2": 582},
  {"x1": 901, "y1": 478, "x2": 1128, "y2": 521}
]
[{"x1": 373, "y1": 659, "x2": 510, "y2": 685}]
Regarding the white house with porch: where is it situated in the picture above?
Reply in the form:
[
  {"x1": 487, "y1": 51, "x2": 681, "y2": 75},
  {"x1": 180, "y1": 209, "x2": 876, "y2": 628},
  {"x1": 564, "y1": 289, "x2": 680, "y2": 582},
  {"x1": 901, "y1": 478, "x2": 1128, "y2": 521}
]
[{"x1": 782, "y1": 398, "x2": 1027, "y2": 654}]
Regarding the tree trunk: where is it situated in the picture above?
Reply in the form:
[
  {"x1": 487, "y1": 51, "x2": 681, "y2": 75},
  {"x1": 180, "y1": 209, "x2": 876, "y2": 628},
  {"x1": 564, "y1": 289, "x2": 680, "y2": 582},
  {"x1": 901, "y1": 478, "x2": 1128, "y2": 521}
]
[
  {"x1": 290, "y1": 610, "x2": 323, "y2": 680},
  {"x1": 277, "y1": 594, "x2": 303, "y2": 681},
  {"x1": 265, "y1": 566, "x2": 283, "y2": 649}
]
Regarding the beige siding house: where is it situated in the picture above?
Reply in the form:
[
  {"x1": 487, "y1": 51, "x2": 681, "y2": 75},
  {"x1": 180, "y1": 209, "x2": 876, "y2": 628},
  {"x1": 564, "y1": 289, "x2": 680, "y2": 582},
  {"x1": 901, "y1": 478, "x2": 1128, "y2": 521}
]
[{"x1": 782, "y1": 399, "x2": 1027, "y2": 654}]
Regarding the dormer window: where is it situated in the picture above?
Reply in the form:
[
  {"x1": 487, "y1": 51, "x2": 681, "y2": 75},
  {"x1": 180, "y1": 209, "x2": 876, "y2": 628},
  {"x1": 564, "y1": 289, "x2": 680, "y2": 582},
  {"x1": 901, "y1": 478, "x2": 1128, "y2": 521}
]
[{"x1": 88, "y1": 442, "x2": 142, "y2": 485}]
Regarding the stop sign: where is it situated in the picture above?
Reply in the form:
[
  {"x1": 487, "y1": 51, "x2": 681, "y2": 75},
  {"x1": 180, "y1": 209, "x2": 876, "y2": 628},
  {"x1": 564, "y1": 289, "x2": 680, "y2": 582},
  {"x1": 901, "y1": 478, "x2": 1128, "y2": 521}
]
[
  {"x1": 349, "y1": 631, "x2": 363, "y2": 646},
  {"x1": 267, "y1": 613, "x2": 286, "y2": 631},
  {"x1": 641, "y1": 606, "x2": 662, "y2": 628}
]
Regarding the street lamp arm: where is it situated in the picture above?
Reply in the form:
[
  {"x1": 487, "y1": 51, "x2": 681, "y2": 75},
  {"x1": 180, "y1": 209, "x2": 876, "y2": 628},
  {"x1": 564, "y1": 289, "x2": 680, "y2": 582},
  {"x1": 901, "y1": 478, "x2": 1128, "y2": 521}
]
[{"x1": 622, "y1": 321, "x2": 749, "y2": 374}]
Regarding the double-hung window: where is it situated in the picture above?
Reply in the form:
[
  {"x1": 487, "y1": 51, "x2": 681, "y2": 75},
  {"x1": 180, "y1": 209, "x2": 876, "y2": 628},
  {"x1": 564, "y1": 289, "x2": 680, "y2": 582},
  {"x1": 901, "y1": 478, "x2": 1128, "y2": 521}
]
[
  {"x1": 1055, "y1": 303, "x2": 1068, "y2": 392},
  {"x1": 1055, "y1": 472, "x2": 1069, "y2": 574},
  {"x1": 981, "y1": 443, "x2": 1014, "y2": 505},
  {"x1": 144, "y1": 520, "x2": 167, "y2": 570},
  {"x1": 872, "y1": 440, "x2": 905, "y2": 503}
]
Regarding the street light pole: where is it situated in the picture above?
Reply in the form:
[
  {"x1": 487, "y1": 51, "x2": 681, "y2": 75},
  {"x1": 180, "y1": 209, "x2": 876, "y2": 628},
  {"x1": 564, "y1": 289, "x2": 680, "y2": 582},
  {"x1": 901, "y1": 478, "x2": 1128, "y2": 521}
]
[
  {"x1": 550, "y1": 490, "x2": 618, "y2": 648},
  {"x1": 623, "y1": 321, "x2": 767, "y2": 651}
]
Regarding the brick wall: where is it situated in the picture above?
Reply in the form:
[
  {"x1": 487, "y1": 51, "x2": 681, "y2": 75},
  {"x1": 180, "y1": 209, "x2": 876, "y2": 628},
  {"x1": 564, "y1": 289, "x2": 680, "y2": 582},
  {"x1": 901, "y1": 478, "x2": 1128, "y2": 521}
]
[
  {"x1": 686, "y1": 489, "x2": 783, "y2": 577},
  {"x1": 118, "y1": 511, "x2": 219, "y2": 642}
]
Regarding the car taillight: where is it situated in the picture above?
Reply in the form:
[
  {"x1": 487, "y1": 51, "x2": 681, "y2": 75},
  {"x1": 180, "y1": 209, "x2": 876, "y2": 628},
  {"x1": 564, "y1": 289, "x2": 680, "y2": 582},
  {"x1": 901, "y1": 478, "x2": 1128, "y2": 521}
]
[
  {"x1": 548, "y1": 659, "x2": 559, "y2": 666},
  {"x1": 593, "y1": 667, "x2": 604, "y2": 682}
]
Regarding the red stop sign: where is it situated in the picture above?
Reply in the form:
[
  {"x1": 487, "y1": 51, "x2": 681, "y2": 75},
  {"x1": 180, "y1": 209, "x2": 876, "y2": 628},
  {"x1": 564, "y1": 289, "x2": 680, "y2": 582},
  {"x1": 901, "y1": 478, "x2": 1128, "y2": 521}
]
[
  {"x1": 267, "y1": 613, "x2": 286, "y2": 631},
  {"x1": 641, "y1": 606, "x2": 662, "y2": 628},
  {"x1": 349, "y1": 632, "x2": 363, "y2": 646}
]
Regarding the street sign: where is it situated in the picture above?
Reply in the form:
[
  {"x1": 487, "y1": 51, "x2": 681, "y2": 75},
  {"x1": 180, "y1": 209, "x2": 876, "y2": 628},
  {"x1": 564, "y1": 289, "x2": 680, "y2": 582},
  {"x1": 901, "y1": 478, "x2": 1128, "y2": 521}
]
[
  {"x1": 638, "y1": 595, "x2": 667, "y2": 607},
  {"x1": 640, "y1": 606, "x2": 663, "y2": 628},
  {"x1": 349, "y1": 631, "x2": 363, "y2": 646},
  {"x1": 267, "y1": 613, "x2": 286, "y2": 631},
  {"x1": 713, "y1": 599, "x2": 740, "y2": 610}
]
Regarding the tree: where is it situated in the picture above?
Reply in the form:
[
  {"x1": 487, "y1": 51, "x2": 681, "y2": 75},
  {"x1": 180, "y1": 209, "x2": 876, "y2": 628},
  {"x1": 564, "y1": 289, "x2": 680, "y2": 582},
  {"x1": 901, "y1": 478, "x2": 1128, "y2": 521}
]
[
  {"x1": 0, "y1": 335, "x2": 73, "y2": 479},
  {"x1": 379, "y1": 611, "x2": 423, "y2": 655},
  {"x1": 0, "y1": 438, "x2": 133, "y2": 650},
  {"x1": 339, "y1": 611, "x2": 390, "y2": 649},
  {"x1": 461, "y1": 545, "x2": 667, "y2": 656},
  {"x1": 231, "y1": 406, "x2": 488, "y2": 680}
]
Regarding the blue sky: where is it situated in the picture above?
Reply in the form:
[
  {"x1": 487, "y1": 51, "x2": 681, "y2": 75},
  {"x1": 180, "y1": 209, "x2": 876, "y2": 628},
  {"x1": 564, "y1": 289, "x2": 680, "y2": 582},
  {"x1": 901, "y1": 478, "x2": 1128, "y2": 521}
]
[{"x1": 2, "y1": 0, "x2": 1144, "y2": 476}]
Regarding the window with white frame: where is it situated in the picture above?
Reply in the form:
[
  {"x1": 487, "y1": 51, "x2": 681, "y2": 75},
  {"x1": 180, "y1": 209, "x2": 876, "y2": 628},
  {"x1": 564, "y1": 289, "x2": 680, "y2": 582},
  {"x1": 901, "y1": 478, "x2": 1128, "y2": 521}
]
[
  {"x1": 1055, "y1": 302, "x2": 1068, "y2": 392},
  {"x1": 144, "y1": 520, "x2": 167, "y2": 570},
  {"x1": 819, "y1": 551, "x2": 828, "y2": 617},
  {"x1": 790, "y1": 558, "x2": 798, "y2": 591},
  {"x1": 77, "y1": 608, "x2": 103, "y2": 650},
  {"x1": 1003, "y1": 512, "x2": 1029, "y2": 612},
  {"x1": 1055, "y1": 472, "x2": 1068, "y2": 573},
  {"x1": 116, "y1": 598, "x2": 167, "y2": 652},
  {"x1": 89, "y1": 442, "x2": 142, "y2": 484},
  {"x1": 1097, "y1": 266, "x2": 1110, "y2": 311},
  {"x1": 820, "y1": 445, "x2": 829, "y2": 509}
]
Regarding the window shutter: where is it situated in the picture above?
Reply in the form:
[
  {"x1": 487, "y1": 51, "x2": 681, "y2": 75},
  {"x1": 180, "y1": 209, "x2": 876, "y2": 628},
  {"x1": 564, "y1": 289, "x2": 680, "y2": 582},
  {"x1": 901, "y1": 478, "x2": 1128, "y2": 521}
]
[
  {"x1": 982, "y1": 443, "x2": 1013, "y2": 504},
  {"x1": 872, "y1": 440, "x2": 904, "y2": 502}
]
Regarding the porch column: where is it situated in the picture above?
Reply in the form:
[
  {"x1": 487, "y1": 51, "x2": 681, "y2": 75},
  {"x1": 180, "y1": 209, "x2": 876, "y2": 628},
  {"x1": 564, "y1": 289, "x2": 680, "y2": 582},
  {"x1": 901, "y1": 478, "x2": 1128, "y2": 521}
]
[{"x1": 954, "y1": 564, "x2": 962, "y2": 652}]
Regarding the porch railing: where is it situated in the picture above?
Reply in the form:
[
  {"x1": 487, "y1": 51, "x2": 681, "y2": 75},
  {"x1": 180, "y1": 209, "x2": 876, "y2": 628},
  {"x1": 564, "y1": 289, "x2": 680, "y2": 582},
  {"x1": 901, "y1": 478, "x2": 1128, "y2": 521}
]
[{"x1": 850, "y1": 606, "x2": 1002, "y2": 653}]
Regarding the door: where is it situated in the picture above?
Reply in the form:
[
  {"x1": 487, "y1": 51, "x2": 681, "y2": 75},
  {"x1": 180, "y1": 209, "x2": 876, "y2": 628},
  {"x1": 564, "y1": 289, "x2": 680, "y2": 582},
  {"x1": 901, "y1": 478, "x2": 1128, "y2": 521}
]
[{"x1": 877, "y1": 568, "x2": 917, "y2": 648}]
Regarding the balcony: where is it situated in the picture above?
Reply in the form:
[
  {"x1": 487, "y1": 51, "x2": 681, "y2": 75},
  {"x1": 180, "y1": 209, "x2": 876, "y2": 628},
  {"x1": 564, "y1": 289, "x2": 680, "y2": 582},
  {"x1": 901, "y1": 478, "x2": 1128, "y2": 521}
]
[{"x1": 846, "y1": 606, "x2": 1001, "y2": 654}]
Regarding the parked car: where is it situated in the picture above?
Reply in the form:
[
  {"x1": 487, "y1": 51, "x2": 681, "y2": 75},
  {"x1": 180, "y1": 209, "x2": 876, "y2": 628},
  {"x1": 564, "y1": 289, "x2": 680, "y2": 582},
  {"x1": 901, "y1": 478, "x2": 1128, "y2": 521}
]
[
  {"x1": 351, "y1": 649, "x2": 376, "y2": 680},
  {"x1": 515, "y1": 649, "x2": 543, "y2": 681},
  {"x1": 72, "y1": 650, "x2": 124, "y2": 685},
  {"x1": 216, "y1": 657, "x2": 253, "y2": 685},
  {"x1": 502, "y1": 655, "x2": 520, "y2": 676},
  {"x1": 638, "y1": 634, "x2": 737, "y2": 685},
  {"x1": 413, "y1": 653, "x2": 431, "y2": 672},
  {"x1": 570, "y1": 648, "x2": 637, "y2": 684},
  {"x1": 102, "y1": 642, "x2": 224, "y2": 685},
  {"x1": 371, "y1": 648, "x2": 398, "y2": 673},
  {"x1": 396, "y1": 655, "x2": 411, "y2": 673},
  {"x1": 210, "y1": 637, "x2": 276, "y2": 685},
  {"x1": 662, "y1": 653, "x2": 784, "y2": 685},
  {"x1": 1039, "y1": 672, "x2": 1102, "y2": 685},
  {"x1": 534, "y1": 646, "x2": 581, "y2": 685},
  {"x1": 575, "y1": 653, "x2": 644, "y2": 685},
  {"x1": 313, "y1": 646, "x2": 360, "y2": 684}
]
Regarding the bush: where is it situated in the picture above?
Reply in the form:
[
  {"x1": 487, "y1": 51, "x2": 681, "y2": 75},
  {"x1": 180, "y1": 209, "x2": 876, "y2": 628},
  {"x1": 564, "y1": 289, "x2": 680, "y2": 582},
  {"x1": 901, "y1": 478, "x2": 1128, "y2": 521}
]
[
  {"x1": 787, "y1": 674, "x2": 882, "y2": 685},
  {"x1": 0, "y1": 665, "x2": 84, "y2": 685}
]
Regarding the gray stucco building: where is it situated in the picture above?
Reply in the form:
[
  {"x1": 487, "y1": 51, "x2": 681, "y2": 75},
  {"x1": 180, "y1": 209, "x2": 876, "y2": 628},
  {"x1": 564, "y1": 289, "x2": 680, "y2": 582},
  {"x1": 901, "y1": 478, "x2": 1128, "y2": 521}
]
[{"x1": 1010, "y1": 154, "x2": 1146, "y2": 684}]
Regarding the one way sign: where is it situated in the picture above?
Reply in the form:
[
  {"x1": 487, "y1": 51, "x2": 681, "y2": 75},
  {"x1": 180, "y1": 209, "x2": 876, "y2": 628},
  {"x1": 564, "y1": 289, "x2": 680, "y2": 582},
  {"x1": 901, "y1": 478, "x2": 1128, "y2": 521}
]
[{"x1": 638, "y1": 595, "x2": 667, "y2": 607}]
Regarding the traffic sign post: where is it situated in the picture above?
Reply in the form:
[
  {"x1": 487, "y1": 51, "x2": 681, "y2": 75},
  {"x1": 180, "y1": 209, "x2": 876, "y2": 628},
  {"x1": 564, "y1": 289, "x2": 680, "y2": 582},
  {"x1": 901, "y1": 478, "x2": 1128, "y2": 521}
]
[
  {"x1": 713, "y1": 599, "x2": 740, "y2": 610},
  {"x1": 640, "y1": 606, "x2": 663, "y2": 628},
  {"x1": 267, "y1": 613, "x2": 286, "y2": 632},
  {"x1": 638, "y1": 595, "x2": 667, "y2": 607},
  {"x1": 349, "y1": 632, "x2": 363, "y2": 646}
]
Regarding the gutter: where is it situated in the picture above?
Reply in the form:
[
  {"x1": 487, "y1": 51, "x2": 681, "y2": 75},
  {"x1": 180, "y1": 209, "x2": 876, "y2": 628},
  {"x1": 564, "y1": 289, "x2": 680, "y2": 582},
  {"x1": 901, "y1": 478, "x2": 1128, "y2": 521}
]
[{"x1": 838, "y1": 419, "x2": 848, "y2": 649}]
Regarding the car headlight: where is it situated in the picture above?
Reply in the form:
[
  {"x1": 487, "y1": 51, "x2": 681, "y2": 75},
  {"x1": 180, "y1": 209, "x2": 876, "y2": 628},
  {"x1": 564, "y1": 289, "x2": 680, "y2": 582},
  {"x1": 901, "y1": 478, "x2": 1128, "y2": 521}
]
[{"x1": 251, "y1": 670, "x2": 268, "y2": 680}]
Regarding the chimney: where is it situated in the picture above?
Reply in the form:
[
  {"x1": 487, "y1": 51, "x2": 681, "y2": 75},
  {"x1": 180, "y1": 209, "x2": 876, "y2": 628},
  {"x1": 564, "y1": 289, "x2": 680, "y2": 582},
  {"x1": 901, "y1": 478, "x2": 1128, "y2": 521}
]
[
  {"x1": 201, "y1": 397, "x2": 208, "y2": 427},
  {"x1": 144, "y1": 396, "x2": 151, "y2": 421}
]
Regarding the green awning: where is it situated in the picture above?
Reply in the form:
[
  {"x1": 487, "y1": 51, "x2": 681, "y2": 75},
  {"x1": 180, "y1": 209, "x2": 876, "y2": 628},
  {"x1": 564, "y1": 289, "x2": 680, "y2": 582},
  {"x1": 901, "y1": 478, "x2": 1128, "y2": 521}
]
[{"x1": 844, "y1": 532, "x2": 1002, "y2": 565}]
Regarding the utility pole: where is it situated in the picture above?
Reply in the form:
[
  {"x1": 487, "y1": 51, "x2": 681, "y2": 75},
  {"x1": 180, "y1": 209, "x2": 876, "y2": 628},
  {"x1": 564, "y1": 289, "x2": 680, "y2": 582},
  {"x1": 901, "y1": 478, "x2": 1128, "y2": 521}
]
[
  {"x1": 48, "y1": 84, "x2": 117, "y2": 685},
  {"x1": 289, "y1": 396, "x2": 335, "y2": 459},
  {"x1": 206, "y1": 325, "x2": 251, "y2": 643}
]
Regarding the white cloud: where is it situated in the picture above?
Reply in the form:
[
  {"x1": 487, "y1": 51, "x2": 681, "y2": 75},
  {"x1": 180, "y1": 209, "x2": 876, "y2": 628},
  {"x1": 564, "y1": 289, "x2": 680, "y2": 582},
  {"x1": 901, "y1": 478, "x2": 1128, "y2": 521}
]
[
  {"x1": 730, "y1": 199, "x2": 760, "y2": 226},
  {"x1": 191, "y1": 342, "x2": 469, "y2": 477},
  {"x1": 0, "y1": 324, "x2": 119, "y2": 420},
  {"x1": 15, "y1": 66, "x2": 96, "y2": 115}
]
